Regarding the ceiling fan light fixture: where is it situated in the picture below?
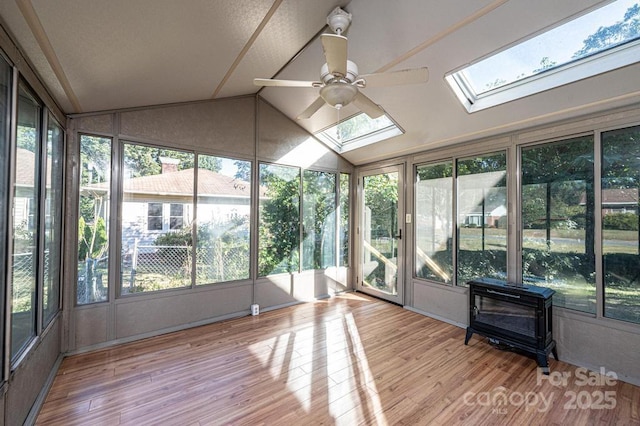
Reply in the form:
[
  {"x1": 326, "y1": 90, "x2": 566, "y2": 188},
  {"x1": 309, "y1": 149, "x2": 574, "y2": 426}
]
[{"x1": 320, "y1": 83, "x2": 358, "y2": 108}]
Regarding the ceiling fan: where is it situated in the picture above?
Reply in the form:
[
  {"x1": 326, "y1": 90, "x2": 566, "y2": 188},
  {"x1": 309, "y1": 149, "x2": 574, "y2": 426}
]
[{"x1": 254, "y1": 7, "x2": 429, "y2": 120}]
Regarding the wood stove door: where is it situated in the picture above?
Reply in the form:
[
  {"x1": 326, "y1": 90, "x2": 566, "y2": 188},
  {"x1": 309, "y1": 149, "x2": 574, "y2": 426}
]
[{"x1": 357, "y1": 165, "x2": 404, "y2": 305}]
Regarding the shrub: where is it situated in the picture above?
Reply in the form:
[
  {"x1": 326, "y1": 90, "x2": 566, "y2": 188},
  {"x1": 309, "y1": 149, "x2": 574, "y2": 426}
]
[{"x1": 603, "y1": 213, "x2": 639, "y2": 231}]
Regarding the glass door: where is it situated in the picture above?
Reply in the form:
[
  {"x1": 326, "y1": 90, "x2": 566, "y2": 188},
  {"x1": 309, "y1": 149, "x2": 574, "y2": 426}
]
[{"x1": 358, "y1": 166, "x2": 404, "y2": 304}]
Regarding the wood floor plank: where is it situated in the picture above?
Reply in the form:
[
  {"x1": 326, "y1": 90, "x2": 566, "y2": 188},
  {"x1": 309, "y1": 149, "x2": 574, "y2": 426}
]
[{"x1": 36, "y1": 293, "x2": 640, "y2": 425}]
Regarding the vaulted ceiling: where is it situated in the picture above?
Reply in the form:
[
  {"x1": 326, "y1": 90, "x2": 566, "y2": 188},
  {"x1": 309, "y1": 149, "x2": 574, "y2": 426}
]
[{"x1": 2, "y1": 0, "x2": 639, "y2": 164}]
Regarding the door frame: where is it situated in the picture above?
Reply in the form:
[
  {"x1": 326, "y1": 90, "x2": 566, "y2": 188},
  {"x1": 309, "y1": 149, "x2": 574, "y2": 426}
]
[{"x1": 356, "y1": 164, "x2": 405, "y2": 305}]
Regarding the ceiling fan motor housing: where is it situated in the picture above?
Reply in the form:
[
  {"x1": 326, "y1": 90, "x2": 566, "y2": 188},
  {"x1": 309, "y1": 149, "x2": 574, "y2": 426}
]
[{"x1": 320, "y1": 60, "x2": 358, "y2": 83}]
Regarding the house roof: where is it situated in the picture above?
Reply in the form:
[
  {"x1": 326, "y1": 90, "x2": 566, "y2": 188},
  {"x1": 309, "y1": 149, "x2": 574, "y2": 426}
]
[
  {"x1": 579, "y1": 188, "x2": 639, "y2": 205},
  {"x1": 600, "y1": 188, "x2": 639, "y2": 205},
  {"x1": 125, "y1": 168, "x2": 261, "y2": 198},
  {"x1": 85, "y1": 168, "x2": 260, "y2": 198}
]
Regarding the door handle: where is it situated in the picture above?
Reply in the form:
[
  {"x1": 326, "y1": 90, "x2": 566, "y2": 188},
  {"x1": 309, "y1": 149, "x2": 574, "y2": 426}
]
[{"x1": 395, "y1": 229, "x2": 402, "y2": 240}]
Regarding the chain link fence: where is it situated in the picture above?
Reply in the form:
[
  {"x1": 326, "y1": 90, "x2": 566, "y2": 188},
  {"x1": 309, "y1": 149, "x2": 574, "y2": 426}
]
[
  {"x1": 122, "y1": 242, "x2": 249, "y2": 292},
  {"x1": 196, "y1": 242, "x2": 249, "y2": 283},
  {"x1": 12, "y1": 252, "x2": 35, "y2": 311}
]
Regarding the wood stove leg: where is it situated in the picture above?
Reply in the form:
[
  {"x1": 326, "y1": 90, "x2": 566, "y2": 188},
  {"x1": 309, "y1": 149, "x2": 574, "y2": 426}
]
[
  {"x1": 464, "y1": 327, "x2": 474, "y2": 345},
  {"x1": 551, "y1": 345, "x2": 558, "y2": 361},
  {"x1": 536, "y1": 352, "x2": 550, "y2": 375}
]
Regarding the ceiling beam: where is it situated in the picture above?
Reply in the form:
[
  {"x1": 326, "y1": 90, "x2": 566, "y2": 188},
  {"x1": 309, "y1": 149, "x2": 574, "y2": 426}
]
[
  {"x1": 15, "y1": 0, "x2": 82, "y2": 112},
  {"x1": 211, "y1": 0, "x2": 284, "y2": 99}
]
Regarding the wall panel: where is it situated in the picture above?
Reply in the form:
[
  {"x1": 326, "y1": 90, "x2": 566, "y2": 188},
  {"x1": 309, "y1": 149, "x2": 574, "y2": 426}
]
[
  {"x1": 6, "y1": 320, "x2": 61, "y2": 425},
  {"x1": 73, "y1": 305, "x2": 109, "y2": 349},
  {"x1": 76, "y1": 113, "x2": 114, "y2": 134},
  {"x1": 115, "y1": 284, "x2": 252, "y2": 339},
  {"x1": 120, "y1": 97, "x2": 255, "y2": 156},
  {"x1": 554, "y1": 313, "x2": 640, "y2": 387},
  {"x1": 412, "y1": 281, "x2": 467, "y2": 327}
]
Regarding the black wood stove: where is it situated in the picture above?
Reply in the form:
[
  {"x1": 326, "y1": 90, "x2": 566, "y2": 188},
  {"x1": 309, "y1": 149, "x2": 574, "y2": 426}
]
[{"x1": 464, "y1": 278, "x2": 558, "y2": 373}]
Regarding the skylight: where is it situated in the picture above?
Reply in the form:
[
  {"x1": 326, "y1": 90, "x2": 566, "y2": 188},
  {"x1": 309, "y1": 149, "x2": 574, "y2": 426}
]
[
  {"x1": 315, "y1": 112, "x2": 403, "y2": 153},
  {"x1": 446, "y1": 0, "x2": 640, "y2": 112}
]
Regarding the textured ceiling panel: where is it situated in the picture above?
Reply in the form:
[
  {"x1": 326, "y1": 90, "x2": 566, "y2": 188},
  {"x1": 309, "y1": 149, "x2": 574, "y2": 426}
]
[
  {"x1": 0, "y1": 0, "x2": 73, "y2": 112},
  {"x1": 31, "y1": 0, "x2": 273, "y2": 112},
  {"x1": 216, "y1": 0, "x2": 349, "y2": 99}
]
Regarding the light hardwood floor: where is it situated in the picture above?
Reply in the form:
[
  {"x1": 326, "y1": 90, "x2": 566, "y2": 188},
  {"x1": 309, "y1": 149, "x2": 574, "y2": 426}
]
[{"x1": 37, "y1": 292, "x2": 640, "y2": 425}]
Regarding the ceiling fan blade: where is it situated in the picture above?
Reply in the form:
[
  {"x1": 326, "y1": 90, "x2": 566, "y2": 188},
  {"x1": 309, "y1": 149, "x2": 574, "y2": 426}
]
[
  {"x1": 253, "y1": 78, "x2": 320, "y2": 88},
  {"x1": 321, "y1": 34, "x2": 348, "y2": 77},
  {"x1": 352, "y1": 92, "x2": 385, "y2": 119},
  {"x1": 359, "y1": 67, "x2": 429, "y2": 88},
  {"x1": 297, "y1": 96, "x2": 327, "y2": 120}
]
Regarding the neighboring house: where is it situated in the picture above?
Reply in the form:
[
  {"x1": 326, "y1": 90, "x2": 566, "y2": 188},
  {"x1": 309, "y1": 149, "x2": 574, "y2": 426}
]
[
  {"x1": 83, "y1": 160, "x2": 258, "y2": 256},
  {"x1": 13, "y1": 148, "x2": 37, "y2": 232},
  {"x1": 461, "y1": 205, "x2": 507, "y2": 228},
  {"x1": 577, "y1": 188, "x2": 639, "y2": 215},
  {"x1": 586, "y1": 188, "x2": 639, "y2": 215}
]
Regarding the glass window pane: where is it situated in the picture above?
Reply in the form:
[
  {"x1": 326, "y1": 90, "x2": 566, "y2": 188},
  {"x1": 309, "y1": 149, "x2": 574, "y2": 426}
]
[
  {"x1": 170, "y1": 203, "x2": 183, "y2": 216},
  {"x1": 43, "y1": 116, "x2": 64, "y2": 326},
  {"x1": 448, "y1": 0, "x2": 640, "y2": 104},
  {"x1": 170, "y1": 204, "x2": 183, "y2": 230},
  {"x1": 416, "y1": 162, "x2": 453, "y2": 283},
  {"x1": 169, "y1": 217, "x2": 183, "y2": 230},
  {"x1": 602, "y1": 126, "x2": 640, "y2": 323},
  {"x1": 362, "y1": 171, "x2": 399, "y2": 295},
  {"x1": 78, "y1": 135, "x2": 111, "y2": 304},
  {"x1": 457, "y1": 152, "x2": 507, "y2": 285},
  {"x1": 258, "y1": 163, "x2": 300, "y2": 276},
  {"x1": 12, "y1": 84, "x2": 40, "y2": 359},
  {"x1": 148, "y1": 203, "x2": 162, "y2": 216},
  {"x1": 339, "y1": 173, "x2": 350, "y2": 267},
  {"x1": 302, "y1": 170, "x2": 336, "y2": 270},
  {"x1": 121, "y1": 145, "x2": 194, "y2": 294},
  {"x1": 147, "y1": 202, "x2": 163, "y2": 231},
  {"x1": 521, "y1": 137, "x2": 595, "y2": 313},
  {"x1": 315, "y1": 113, "x2": 403, "y2": 152},
  {"x1": 196, "y1": 155, "x2": 251, "y2": 284}
]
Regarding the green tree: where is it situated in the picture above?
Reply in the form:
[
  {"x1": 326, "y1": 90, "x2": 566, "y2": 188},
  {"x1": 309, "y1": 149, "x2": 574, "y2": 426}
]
[
  {"x1": 234, "y1": 160, "x2": 251, "y2": 181},
  {"x1": 521, "y1": 136, "x2": 595, "y2": 276},
  {"x1": 573, "y1": 4, "x2": 640, "y2": 58},
  {"x1": 364, "y1": 173, "x2": 399, "y2": 242},
  {"x1": 533, "y1": 56, "x2": 557, "y2": 73},
  {"x1": 258, "y1": 164, "x2": 300, "y2": 276},
  {"x1": 197, "y1": 154, "x2": 223, "y2": 173},
  {"x1": 124, "y1": 145, "x2": 219, "y2": 177},
  {"x1": 302, "y1": 170, "x2": 336, "y2": 270},
  {"x1": 17, "y1": 126, "x2": 37, "y2": 151},
  {"x1": 78, "y1": 216, "x2": 107, "y2": 261},
  {"x1": 485, "y1": 78, "x2": 508, "y2": 91}
]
